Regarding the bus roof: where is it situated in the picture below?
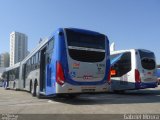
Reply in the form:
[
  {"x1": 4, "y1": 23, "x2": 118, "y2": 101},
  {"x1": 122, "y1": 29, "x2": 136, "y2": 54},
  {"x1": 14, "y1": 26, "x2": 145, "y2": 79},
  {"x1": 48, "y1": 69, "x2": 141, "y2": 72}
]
[
  {"x1": 65, "y1": 28, "x2": 105, "y2": 36},
  {"x1": 21, "y1": 38, "x2": 48, "y2": 64},
  {"x1": 5, "y1": 62, "x2": 21, "y2": 72},
  {"x1": 110, "y1": 49, "x2": 153, "y2": 55}
]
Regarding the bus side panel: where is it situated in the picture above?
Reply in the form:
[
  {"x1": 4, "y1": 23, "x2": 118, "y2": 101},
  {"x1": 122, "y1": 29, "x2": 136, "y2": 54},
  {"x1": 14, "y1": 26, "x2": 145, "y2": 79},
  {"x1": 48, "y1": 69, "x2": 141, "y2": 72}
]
[
  {"x1": 55, "y1": 29, "x2": 70, "y2": 93},
  {"x1": 45, "y1": 31, "x2": 61, "y2": 95},
  {"x1": 111, "y1": 50, "x2": 136, "y2": 91}
]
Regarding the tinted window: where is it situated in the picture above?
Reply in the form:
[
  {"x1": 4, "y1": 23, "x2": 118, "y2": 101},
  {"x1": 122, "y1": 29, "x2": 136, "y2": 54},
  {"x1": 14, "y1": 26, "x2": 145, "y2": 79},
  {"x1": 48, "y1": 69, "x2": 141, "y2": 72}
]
[
  {"x1": 8, "y1": 67, "x2": 19, "y2": 81},
  {"x1": 66, "y1": 29, "x2": 106, "y2": 62},
  {"x1": 111, "y1": 52, "x2": 131, "y2": 77},
  {"x1": 66, "y1": 29, "x2": 105, "y2": 49},
  {"x1": 47, "y1": 38, "x2": 54, "y2": 64},
  {"x1": 69, "y1": 49, "x2": 105, "y2": 62},
  {"x1": 139, "y1": 50, "x2": 155, "y2": 59},
  {"x1": 138, "y1": 50, "x2": 156, "y2": 70}
]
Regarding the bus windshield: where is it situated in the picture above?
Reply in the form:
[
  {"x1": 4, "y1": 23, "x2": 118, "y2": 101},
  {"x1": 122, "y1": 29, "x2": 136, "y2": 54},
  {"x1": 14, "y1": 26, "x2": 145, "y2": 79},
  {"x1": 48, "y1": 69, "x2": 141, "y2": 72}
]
[
  {"x1": 138, "y1": 50, "x2": 156, "y2": 70},
  {"x1": 65, "y1": 29, "x2": 106, "y2": 62}
]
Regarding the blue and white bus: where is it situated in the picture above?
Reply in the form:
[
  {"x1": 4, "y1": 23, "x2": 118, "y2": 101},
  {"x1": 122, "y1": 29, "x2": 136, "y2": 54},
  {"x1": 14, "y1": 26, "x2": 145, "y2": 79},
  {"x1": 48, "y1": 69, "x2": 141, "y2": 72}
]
[
  {"x1": 4, "y1": 28, "x2": 110, "y2": 98},
  {"x1": 110, "y1": 49, "x2": 157, "y2": 92}
]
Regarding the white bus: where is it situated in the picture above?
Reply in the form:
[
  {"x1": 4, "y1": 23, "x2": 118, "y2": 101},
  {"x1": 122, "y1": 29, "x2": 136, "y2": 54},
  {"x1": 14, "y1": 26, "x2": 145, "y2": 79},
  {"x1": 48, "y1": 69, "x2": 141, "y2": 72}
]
[
  {"x1": 4, "y1": 62, "x2": 21, "y2": 89},
  {"x1": 110, "y1": 49, "x2": 157, "y2": 92}
]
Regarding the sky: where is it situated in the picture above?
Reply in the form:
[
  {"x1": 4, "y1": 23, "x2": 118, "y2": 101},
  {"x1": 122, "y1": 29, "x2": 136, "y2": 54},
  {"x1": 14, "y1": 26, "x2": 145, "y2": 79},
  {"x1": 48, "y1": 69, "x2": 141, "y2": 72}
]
[{"x1": 0, "y1": 0, "x2": 160, "y2": 63}]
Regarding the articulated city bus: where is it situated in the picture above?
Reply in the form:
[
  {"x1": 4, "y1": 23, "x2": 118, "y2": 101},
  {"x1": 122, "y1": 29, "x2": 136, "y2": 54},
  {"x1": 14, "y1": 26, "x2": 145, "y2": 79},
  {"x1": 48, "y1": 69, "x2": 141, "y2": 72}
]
[
  {"x1": 110, "y1": 49, "x2": 157, "y2": 92},
  {"x1": 3, "y1": 28, "x2": 110, "y2": 98},
  {"x1": 3, "y1": 62, "x2": 20, "y2": 89}
]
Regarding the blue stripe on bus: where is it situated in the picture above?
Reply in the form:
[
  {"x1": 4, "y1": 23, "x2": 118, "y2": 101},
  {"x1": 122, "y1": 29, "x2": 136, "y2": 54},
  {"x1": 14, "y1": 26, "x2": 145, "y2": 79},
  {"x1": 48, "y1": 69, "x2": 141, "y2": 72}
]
[{"x1": 135, "y1": 82, "x2": 157, "y2": 89}]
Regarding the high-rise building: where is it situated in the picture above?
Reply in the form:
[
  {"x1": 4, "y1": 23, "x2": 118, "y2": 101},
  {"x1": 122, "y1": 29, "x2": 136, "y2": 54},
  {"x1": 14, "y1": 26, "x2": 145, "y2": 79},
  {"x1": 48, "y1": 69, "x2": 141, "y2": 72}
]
[
  {"x1": 0, "y1": 52, "x2": 10, "y2": 67},
  {"x1": 10, "y1": 32, "x2": 28, "y2": 66}
]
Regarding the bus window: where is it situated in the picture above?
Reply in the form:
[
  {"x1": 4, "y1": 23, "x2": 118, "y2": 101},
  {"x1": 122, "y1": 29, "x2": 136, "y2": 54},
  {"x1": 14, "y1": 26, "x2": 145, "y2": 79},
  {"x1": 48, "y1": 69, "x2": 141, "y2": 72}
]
[
  {"x1": 47, "y1": 37, "x2": 54, "y2": 64},
  {"x1": 138, "y1": 50, "x2": 156, "y2": 70},
  {"x1": 66, "y1": 29, "x2": 106, "y2": 62},
  {"x1": 111, "y1": 52, "x2": 131, "y2": 77},
  {"x1": 141, "y1": 58, "x2": 155, "y2": 70}
]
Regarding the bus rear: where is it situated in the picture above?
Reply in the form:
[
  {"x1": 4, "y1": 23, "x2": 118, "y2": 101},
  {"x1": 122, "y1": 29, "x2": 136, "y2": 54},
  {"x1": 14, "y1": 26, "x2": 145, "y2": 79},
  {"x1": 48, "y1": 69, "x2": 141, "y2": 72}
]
[
  {"x1": 56, "y1": 28, "x2": 110, "y2": 94},
  {"x1": 135, "y1": 49, "x2": 157, "y2": 89}
]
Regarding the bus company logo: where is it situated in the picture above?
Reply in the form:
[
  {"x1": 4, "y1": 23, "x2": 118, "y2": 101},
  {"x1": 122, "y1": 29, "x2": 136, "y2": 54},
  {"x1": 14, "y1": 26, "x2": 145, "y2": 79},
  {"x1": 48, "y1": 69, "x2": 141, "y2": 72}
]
[{"x1": 72, "y1": 63, "x2": 80, "y2": 69}]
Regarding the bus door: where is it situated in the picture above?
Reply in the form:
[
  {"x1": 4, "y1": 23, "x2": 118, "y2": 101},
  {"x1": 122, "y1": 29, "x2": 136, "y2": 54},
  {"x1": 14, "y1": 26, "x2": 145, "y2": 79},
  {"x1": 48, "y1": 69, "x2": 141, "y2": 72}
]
[
  {"x1": 23, "y1": 64, "x2": 26, "y2": 88},
  {"x1": 45, "y1": 38, "x2": 55, "y2": 95},
  {"x1": 40, "y1": 46, "x2": 47, "y2": 92},
  {"x1": 40, "y1": 38, "x2": 55, "y2": 95}
]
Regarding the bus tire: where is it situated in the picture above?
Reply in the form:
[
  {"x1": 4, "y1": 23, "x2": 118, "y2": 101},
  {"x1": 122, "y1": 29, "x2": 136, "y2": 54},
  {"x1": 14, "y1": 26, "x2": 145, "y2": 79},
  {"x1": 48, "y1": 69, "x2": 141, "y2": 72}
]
[
  {"x1": 36, "y1": 85, "x2": 42, "y2": 99},
  {"x1": 31, "y1": 82, "x2": 36, "y2": 97},
  {"x1": 29, "y1": 81, "x2": 32, "y2": 93},
  {"x1": 13, "y1": 82, "x2": 16, "y2": 89}
]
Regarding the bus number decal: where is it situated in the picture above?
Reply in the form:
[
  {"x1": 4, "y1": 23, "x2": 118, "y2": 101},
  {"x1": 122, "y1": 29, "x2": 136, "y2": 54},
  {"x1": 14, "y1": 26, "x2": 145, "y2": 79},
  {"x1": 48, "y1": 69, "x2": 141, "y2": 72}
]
[{"x1": 97, "y1": 64, "x2": 105, "y2": 74}]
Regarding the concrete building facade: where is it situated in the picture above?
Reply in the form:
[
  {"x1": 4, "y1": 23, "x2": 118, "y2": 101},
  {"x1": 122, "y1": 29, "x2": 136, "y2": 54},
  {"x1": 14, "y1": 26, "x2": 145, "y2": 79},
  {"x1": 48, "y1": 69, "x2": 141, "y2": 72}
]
[
  {"x1": 0, "y1": 52, "x2": 10, "y2": 67},
  {"x1": 10, "y1": 32, "x2": 28, "y2": 66}
]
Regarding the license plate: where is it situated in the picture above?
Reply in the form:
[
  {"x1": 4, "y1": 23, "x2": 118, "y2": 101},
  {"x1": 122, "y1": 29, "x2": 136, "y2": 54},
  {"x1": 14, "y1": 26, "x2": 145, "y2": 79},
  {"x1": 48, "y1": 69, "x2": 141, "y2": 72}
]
[{"x1": 82, "y1": 89, "x2": 95, "y2": 92}]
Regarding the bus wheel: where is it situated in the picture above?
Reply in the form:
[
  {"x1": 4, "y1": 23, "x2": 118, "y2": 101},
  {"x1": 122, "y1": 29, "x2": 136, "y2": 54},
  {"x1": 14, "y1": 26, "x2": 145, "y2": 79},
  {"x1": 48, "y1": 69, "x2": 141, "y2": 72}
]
[
  {"x1": 31, "y1": 82, "x2": 36, "y2": 97},
  {"x1": 13, "y1": 82, "x2": 16, "y2": 89},
  {"x1": 36, "y1": 85, "x2": 42, "y2": 99},
  {"x1": 29, "y1": 81, "x2": 32, "y2": 93}
]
